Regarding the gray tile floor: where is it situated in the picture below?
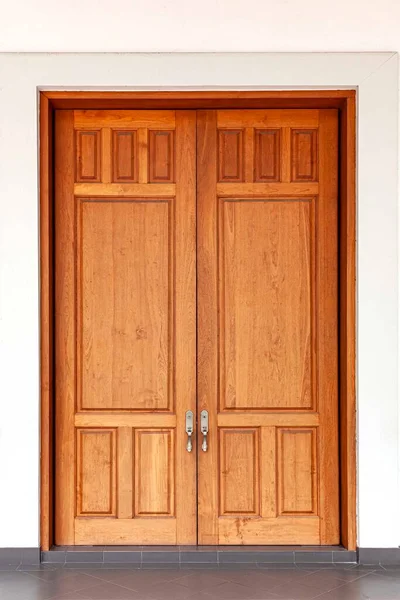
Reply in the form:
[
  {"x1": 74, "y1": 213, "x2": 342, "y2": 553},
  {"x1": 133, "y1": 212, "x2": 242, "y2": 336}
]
[{"x1": 1, "y1": 564, "x2": 400, "y2": 600}]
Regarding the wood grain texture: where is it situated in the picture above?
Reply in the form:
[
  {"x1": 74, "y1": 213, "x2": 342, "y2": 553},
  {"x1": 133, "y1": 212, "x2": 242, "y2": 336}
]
[
  {"x1": 291, "y1": 129, "x2": 318, "y2": 182},
  {"x1": 54, "y1": 108, "x2": 196, "y2": 546},
  {"x1": 148, "y1": 130, "x2": 175, "y2": 182},
  {"x1": 74, "y1": 110, "x2": 175, "y2": 129},
  {"x1": 174, "y1": 111, "x2": 197, "y2": 544},
  {"x1": 77, "y1": 429, "x2": 116, "y2": 516},
  {"x1": 219, "y1": 429, "x2": 260, "y2": 516},
  {"x1": 75, "y1": 130, "x2": 101, "y2": 182},
  {"x1": 217, "y1": 182, "x2": 318, "y2": 197},
  {"x1": 75, "y1": 518, "x2": 176, "y2": 545},
  {"x1": 218, "y1": 110, "x2": 319, "y2": 129},
  {"x1": 254, "y1": 129, "x2": 280, "y2": 182},
  {"x1": 135, "y1": 430, "x2": 174, "y2": 516},
  {"x1": 77, "y1": 199, "x2": 171, "y2": 411},
  {"x1": 54, "y1": 110, "x2": 76, "y2": 544},
  {"x1": 220, "y1": 199, "x2": 313, "y2": 411},
  {"x1": 112, "y1": 130, "x2": 138, "y2": 182},
  {"x1": 339, "y1": 97, "x2": 357, "y2": 550},
  {"x1": 40, "y1": 93, "x2": 53, "y2": 551},
  {"x1": 197, "y1": 110, "x2": 219, "y2": 545},
  {"x1": 218, "y1": 516, "x2": 320, "y2": 545},
  {"x1": 45, "y1": 90, "x2": 355, "y2": 111},
  {"x1": 198, "y1": 108, "x2": 339, "y2": 546},
  {"x1": 117, "y1": 427, "x2": 133, "y2": 519},
  {"x1": 317, "y1": 110, "x2": 340, "y2": 544},
  {"x1": 218, "y1": 129, "x2": 244, "y2": 182},
  {"x1": 43, "y1": 93, "x2": 355, "y2": 550},
  {"x1": 74, "y1": 183, "x2": 175, "y2": 196},
  {"x1": 277, "y1": 428, "x2": 317, "y2": 515},
  {"x1": 75, "y1": 413, "x2": 176, "y2": 428}
]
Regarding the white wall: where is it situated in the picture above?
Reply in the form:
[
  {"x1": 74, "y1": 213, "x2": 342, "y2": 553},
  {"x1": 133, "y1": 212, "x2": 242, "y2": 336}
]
[
  {"x1": 0, "y1": 3, "x2": 399, "y2": 552},
  {"x1": 0, "y1": 0, "x2": 399, "y2": 53}
]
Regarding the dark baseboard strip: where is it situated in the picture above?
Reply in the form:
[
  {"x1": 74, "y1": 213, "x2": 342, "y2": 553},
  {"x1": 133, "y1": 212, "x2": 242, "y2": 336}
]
[
  {"x1": 5, "y1": 546, "x2": 400, "y2": 567},
  {"x1": 41, "y1": 546, "x2": 357, "y2": 566},
  {"x1": 0, "y1": 548, "x2": 40, "y2": 566},
  {"x1": 358, "y1": 548, "x2": 400, "y2": 565}
]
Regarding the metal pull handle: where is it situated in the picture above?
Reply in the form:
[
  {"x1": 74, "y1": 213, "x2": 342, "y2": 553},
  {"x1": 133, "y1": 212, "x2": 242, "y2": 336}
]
[
  {"x1": 185, "y1": 411, "x2": 194, "y2": 453},
  {"x1": 201, "y1": 410, "x2": 209, "y2": 452}
]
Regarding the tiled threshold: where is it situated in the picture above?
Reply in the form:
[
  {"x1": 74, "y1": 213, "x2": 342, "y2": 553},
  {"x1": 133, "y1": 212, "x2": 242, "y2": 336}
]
[{"x1": 42, "y1": 545, "x2": 357, "y2": 566}]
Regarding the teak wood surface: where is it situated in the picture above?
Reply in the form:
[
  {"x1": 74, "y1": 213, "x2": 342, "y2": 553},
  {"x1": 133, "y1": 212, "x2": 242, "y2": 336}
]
[{"x1": 40, "y1": 90, "x2": 356, "y2": 551}]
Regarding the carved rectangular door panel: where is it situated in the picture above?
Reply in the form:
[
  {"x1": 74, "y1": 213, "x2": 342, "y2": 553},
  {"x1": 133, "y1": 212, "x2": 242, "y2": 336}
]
[
  {"x1": 55, "y1": 110, "x2": 196, "y2": 545},
  {"x1": 197, "y1": 109, "x2": 340, "y2": 545}
]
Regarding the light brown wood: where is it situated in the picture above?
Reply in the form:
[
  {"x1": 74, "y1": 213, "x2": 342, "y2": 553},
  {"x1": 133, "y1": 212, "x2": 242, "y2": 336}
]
[
  {"x1": 74, "y1": 183, "x2": 175, "y2": 196},
  {"x1": 317, "y1": 110, "x2": 340, "y2": 543},
  {"x1": 117, "y1": 427, "x2": 133, "y2": 519},
  {"x1": 217, "y1": 109, "x2": 319, "y2": 128},
  {"x1": 339, "y1": 97, "x2": 357, "y2": 550},
  {"x1": 55, "y1": 109, "x2": 197, "y2": 545},
  {"x1": 40, "y1": 93, "x2": 53, "y2": 552},
  {"x1": 218, "y1": 516, "x2": 320, "y2": 545},
  {"x1": 55, "y1": 110, "x2": 76, "y2": 545},
  {"x1": 216, "y1": 182, "x2": 318, "y2": 197},
  {"x1": 75, "y1": 518, "x2": 176, "y2": 545},
  {"x1": 218, "y1": 414, "x2": 319, "y2": 427},
  {"x1": 197, "y1": 110, "x2": 219, "y2": 544},
  {"x1": 197, "y1": 108, "x2": 340, "y2": 545},
  {"x1": 74, "y1": 110, "x2": 175, "y2": 129},
  {"x1": 41, "y1": 91, "x2": 356, "y2": 551},
  {"x1": 75, "y1": 414, "x2": 177, "y2": 428}
]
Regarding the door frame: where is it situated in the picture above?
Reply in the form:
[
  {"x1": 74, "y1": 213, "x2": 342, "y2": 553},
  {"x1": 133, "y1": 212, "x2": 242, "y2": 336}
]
[{"x1": 40, "y1": 90, "x2": 356, "y2": 551}]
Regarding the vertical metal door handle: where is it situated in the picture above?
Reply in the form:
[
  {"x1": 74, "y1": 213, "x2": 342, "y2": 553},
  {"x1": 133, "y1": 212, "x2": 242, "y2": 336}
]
[
  {"x1": 185, "y1": 410, "x2": 194, "y2": 452},
  {"x1": 201, "y1": 410, "x2": 209, "y2": 452}
]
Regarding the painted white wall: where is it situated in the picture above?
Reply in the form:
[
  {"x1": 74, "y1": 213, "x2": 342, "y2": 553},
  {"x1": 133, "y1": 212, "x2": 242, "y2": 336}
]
[
  {"x1": 0, "y1": 0, "x2": 399, "y2": 53},
  {"x1": 0, "y1": 51, "x2": 398, "y2": 550}
]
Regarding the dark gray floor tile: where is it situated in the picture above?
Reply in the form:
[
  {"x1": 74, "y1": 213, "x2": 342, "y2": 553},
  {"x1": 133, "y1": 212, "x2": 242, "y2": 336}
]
[
  {"x1": 257, "y1": 563, "x2": 301, "y2": 569},
  {"x1": 78, "y1": 581, "x2": 146, "y2": 599},
  {"x1": 220, "y1": 551, "x2": 293, "y2": 564},
  {"x1": 222, "y1": 569, "x2": 286, "y2": 589},
  {"x1": 142, "y1": 551, "x2": 179, "y2": 563},
  {"x1": 254, "y1": 552, "x2": 295, "y2": 564},
  {"x1": 175, "y1": 571, "x2": 228, "y2": 590},
  {"x1": 48, "y1": 593, "x2": 88, "y2": 600},
  {"x1": 35, "y1": 572, "x2": 101, "y2": 597},
  {"x1": 103, "y1": 552, "x2": 141, "y2": 564},
  {"x1": 295, "y1": 552, "x2": 333, "y2": 563},
  {"x1": 66, "y1": 552, "x2": 103, "y2": 563},
  {"x1": 24, "y1": 569, "x2": 85, "y2": 583},
  {"x1": 62, "y1": 563, "x2": 104, "y2": 569},
  {"x1": 181, "y1": 551, "x2": 218, "y2": 563},
  {"x1": 48, "y1": 592, "x2": 87, "y2": 600},
  {"x1": 205, "y1": 580, "x2": 281, "y2": 599},
  {"x1": 43, "y1": 551, "x2": 67, "y2": 563},
  {"x1": 0, "y1": 549, "x2": 22, "y2": 565},
  {"x1": 147, "y1": 580, "x2": 197, "y2": 599},
  {"x1": 332, "y1": 551, "x2": 357, "y2": 564},
  {"x1": 270, "y1": 579, "x2": 323, "y2": 599},
  {"x1": 141, "y1": 562, "x2": 182, "y2": 569},
  {"x1": 298, "y1": 570, "x2": 352, "y2": 593},
  {"x1": 99, "y1": 563, "x2": 141, "y2": 570}
]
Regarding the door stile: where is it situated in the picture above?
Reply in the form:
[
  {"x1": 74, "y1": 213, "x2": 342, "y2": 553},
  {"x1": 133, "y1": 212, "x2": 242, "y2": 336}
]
[{"x1": 197, "y1": 110, "x2": 219, "y2": 544}]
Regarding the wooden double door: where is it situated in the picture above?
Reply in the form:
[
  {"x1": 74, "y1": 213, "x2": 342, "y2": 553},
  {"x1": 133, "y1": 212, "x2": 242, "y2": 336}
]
[{"x1": 55, "y1": 108, "x2": 339, "y2": 546}]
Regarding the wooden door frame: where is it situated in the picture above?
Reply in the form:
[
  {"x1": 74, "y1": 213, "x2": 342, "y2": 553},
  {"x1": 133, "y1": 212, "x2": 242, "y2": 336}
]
[{"x1": 40, "y1": 90, "x2": 356, "y2": 551}]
